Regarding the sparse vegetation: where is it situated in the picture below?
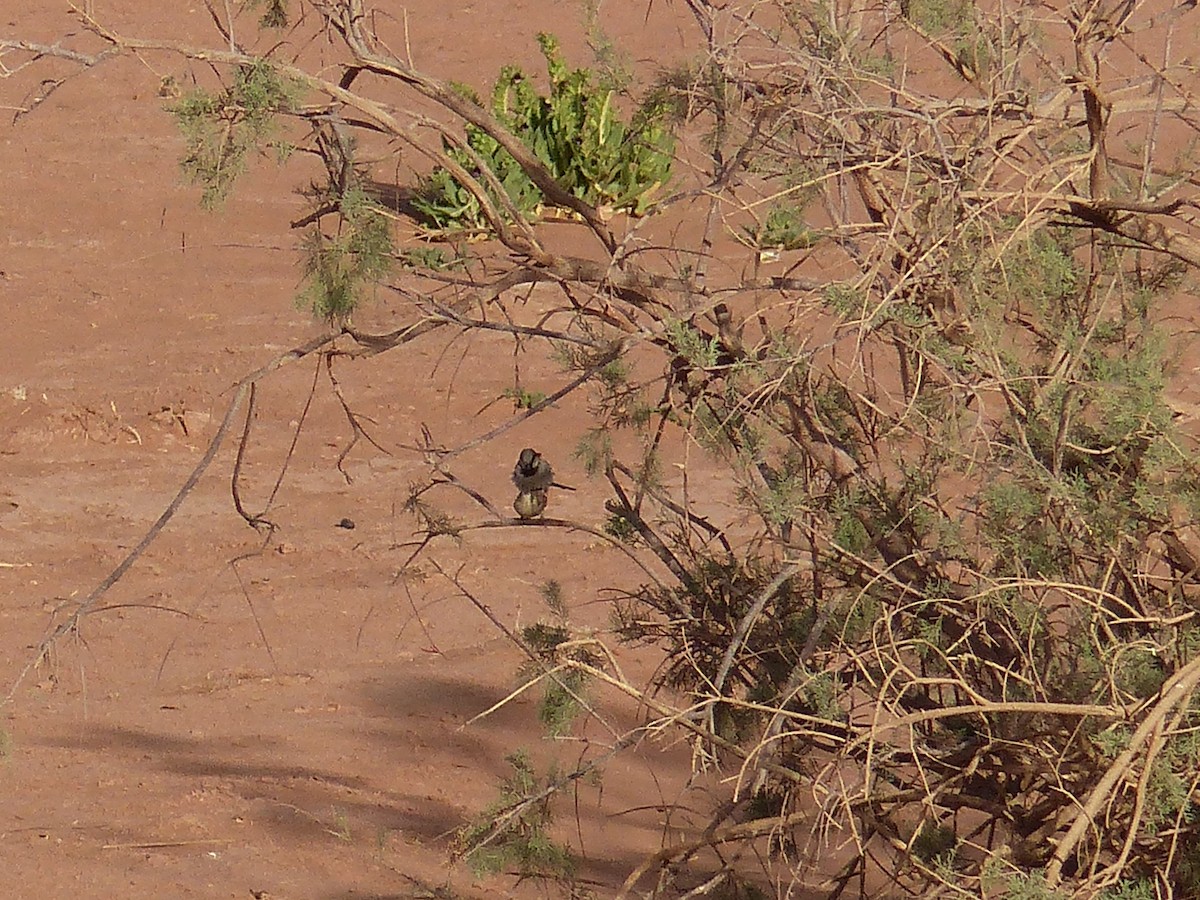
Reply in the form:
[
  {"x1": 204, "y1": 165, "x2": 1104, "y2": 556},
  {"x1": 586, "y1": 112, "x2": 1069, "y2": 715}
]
[
  {"x1": 456, "y1": 751, "x2": 575, "y2": 884},
  {"x1": 170, "y1": 59, "x2": 300, "y2": 208},
  {"x1": 12, "y1": 0, "x2": 1200, "y2": 896}
]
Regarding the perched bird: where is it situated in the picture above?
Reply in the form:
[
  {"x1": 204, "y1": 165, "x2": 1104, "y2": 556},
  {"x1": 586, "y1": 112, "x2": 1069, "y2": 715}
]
[
  {"x1": 512, "y1": 448, "x2": 575, "y2": 493},
  {"x1": 513, "y1": 488, "x2": 549, "y2": 520},
  {"x1": 512, "y1": 447, "x2": 555, "y2": 492}
]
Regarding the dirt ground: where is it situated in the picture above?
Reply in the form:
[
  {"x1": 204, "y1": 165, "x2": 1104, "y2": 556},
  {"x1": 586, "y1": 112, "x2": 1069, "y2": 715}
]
[{"x1": 0, "y1": 3, "x2": 748, "y2": 898}]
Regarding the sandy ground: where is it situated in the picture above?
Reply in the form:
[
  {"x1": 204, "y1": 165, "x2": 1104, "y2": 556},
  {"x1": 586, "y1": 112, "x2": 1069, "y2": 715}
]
[{"x1": 0, "y1": 3, "x2": 733, "y2": 898}]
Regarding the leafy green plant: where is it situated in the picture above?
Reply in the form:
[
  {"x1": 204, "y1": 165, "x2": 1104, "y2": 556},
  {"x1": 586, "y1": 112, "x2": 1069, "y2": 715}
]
[
  {"x1": 398, "y1": 246, "x2": 463, "y2": 271},
  {"x1": 412, "y1": 33, "x2": 674, "y2": 231},
  {"x1": 742, "y1": 203, "x2": 819, "y2": 253},
  {"x1": 503, "y1": 387, "x2": 547, "y2": 411},
  {"x1": 901, "y1": 0, "x2": 991, "y2": 76}
]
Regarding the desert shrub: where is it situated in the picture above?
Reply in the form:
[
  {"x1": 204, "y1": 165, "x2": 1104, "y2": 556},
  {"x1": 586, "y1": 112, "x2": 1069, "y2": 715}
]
[{"x1": 411, "y1": 32, "x2": 674, "y2": 232}]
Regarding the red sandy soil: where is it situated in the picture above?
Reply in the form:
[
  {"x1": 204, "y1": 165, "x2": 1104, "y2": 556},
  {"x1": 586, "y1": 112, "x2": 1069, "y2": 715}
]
[{"x1": 0, "y1": 3, "x2": 748, "y2": 899}]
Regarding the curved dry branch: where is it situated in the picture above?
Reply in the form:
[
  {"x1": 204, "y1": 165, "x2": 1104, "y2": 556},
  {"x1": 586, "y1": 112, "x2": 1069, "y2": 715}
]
[
  {"x1": 1046, "y1": 655, "x2": 1200, "y2": 886},
  {"x1": 0, "y1": 38, "x2": 120, "y2": 120},
  {"x1": 5, "y1": 330, "x2": 337, "y2": 701}
]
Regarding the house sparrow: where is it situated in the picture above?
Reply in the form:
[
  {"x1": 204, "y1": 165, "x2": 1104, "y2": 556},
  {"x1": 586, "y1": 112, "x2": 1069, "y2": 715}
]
[
  {"x1": 512, "y1": 448, "x2": 575, "y2": 492},
  {"x1": 513, "y1": 488, "x2": 548, "y2": 520}
]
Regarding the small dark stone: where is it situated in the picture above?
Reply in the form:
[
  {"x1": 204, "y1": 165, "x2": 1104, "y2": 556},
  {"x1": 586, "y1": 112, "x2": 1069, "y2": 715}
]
[{"x1": 335, "y1": 518, "x2": 356, "y2": 530}]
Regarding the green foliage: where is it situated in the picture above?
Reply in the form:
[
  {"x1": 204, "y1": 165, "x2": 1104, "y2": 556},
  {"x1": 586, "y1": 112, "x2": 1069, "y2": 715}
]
[
  {"x1": 411, "y1": 33, "x2": 674, "y2": 231},
  {"x1": 755, "y1": 454, "x2": 811, "y2": 527},
  {"x1": 1092, "y1": 725, "x2": 1131, "y2": 760},
  {"x1": 903, "y1": 0, "x2": 970, "y2": 32},
  {"x1": 1100, "y1": 881, "x2": 1155, "y2": 900},
  {"x1": 830, "y1": 489, "x2": 871, "y2": 555},
  {"x1": 540, "y1": 580, "x2": 567, "y2": 618},
  {"x1": 998, "y1": 870, "x2": 1067, "y2": 900},
  {"x1": 580, "y1": 0, "x2": 634, "y2": 91},
  {"x1": 575, "y1": 428, "x2": 613, "y2": 477},
  {"x1": 666, "y1": 317, "x2": 721, "y2": 368},
  {"x1": 743, "y1": 203, "x2": 819, "y2": 252},
  {"x1": 980, "y1": 480, "x2": 1063, "y2": 577},
  {"x1": 298, "y1": 186, "x2": 394, "y2": 322},
  {"x1": 901, "y1": 0, "x2": 991, "y2": 75},
  {"x1": 604, "y1": 507, "x2": 639, "y2": 541},
  {"x1": 1135, "y1": 730, "x2": 1200, "y2": 829},
  {"x1": 911, "y1": 821, "x2": 958, "y2": 866},
  {"x1": 799, "y1": 670, "x2": 845, "y2": 724},
  {"x1": 536, "y1": 668, "x2": 588, "y2": 738},
  {"x1": 601, "y1": 194, "x2": 1200, "y2": 891},
  {"x1": 457, "y1": 751, "x2": 574, "y2": 881},
  {"x1": 398, "y1": 246, "x2": 464, "y2": 271},
  {"x1": 824, "y1": 282, "x2": 868, "y2": 320},
  {"x1": 503, "y1": 387, "x2": 547, "y2": 410},
  {"x1": 519, "y1": 581, "x2": 595, "y2": 738},
  {"x1": 404, "y1": 489, "x2": 463, "y2": 540},
  {"x1": 170, "y1": 60, "x2": 300, "y2": 208},
  {"x1": 245, "y1": 0, "x2": 288, "y2": 28},
  {"x1": 613, "y1": 555, "x2": 813, "y2": 699},
  {"x1": 969, "y1": 227, "x2": 1078, "y2": 327},
  {"x1": 1114, "y1": 646, "x2": 1166, "y2": 699},
  {"x1": 1174, "y1": 842, "x2": 1200, "y2": 894}
]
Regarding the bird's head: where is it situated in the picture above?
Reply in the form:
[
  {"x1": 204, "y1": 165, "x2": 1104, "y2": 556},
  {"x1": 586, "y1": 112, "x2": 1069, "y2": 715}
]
[{"x1": 517, "y1": 448, "x2": 540, "y2": 471}]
